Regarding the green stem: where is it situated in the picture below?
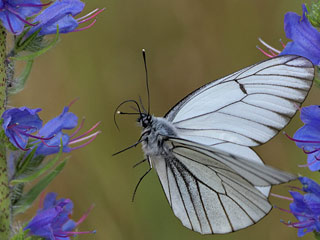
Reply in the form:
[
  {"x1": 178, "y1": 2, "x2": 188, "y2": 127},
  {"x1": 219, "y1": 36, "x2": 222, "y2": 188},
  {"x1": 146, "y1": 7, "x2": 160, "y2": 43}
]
[{"x1": 0, "y1": 25, "x2": 10, "y2": 239}]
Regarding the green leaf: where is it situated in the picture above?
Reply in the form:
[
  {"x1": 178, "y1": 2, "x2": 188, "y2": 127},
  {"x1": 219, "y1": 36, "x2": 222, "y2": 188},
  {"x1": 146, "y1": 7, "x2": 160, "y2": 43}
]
[
  {"x1": 13, "y1": 158, "x2": 68, "y2": 215},
  {"x1": 11, "y1": 183, "x2": 24, "y2": 205},
  {"x1": 307, "y1": 1, "x2": 320, "y2": 28},
  {"x1": 10, "y1": 27, "x2": 59, "y2": 61},
  {"x1": 14, "y1": 29, "x2": 42, "y2": 53},
  {"x1": 314, "y1": 231, "x2": 320, "y2": 240},
  {"x1": 16, "y1": 146, "x2": 38, "y2": 176},
  {"x1": 315, "y1": 66, "x2": 320, "y2": 87},
  {"x1": 8, "y1": 60, "x2": 33, "y2": 95},
  {"x1": 11, "y1": 144, "x2": 63, "y2": 185},
  {"x1": 10, "y1": 228, "x2": 31, "y2": 240}
]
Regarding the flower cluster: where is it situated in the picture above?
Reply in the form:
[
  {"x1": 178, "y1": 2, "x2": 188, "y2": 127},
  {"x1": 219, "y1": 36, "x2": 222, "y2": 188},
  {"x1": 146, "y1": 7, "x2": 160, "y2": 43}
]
[
  {"x1": 1, "y1": 103, "x2": 100, "y2": 156},
  {"x1": 25, "y1": 192, "x2": 95, "y2": 239},
  {"x1": 255, "y1": 2, "x2": 320, "y2": 238},
  {"x1": 0, "y1": 1, "x2": 104, "y2": 239},
  {"x1": 0, "y1": 0, "x2": 104, "y2": 35},
  {"x1": 275, "y1": 177, "x2": 320, "y2": 237}
]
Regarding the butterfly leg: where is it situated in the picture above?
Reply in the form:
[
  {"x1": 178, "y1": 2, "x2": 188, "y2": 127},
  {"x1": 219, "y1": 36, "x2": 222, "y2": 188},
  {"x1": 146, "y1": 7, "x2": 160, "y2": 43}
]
[{"x1": 132, "y1": 156, "x2": 153, "y2": 202}]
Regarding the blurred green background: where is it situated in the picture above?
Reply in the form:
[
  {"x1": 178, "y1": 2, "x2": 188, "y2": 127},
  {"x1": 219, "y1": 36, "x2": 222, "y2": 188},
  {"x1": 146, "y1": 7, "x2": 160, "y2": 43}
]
[{"x1": 12, "y1": 0, "x2": 320, "y2": 239}]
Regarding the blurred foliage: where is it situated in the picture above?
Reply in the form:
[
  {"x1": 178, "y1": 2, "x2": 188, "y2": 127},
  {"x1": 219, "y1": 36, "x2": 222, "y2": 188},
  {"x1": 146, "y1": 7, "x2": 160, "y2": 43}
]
[{"x1": 12, "y1": 0, "x2": 320, "y2": 239}]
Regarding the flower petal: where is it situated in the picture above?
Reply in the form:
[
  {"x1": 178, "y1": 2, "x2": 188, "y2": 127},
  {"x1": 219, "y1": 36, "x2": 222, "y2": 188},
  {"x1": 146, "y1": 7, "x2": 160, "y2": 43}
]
[
  {"x1": 280, "y1": 4, "x2": 320, "y2": 65},
  {"x1": 29, "y1": 0, "x2": 85, "y2": 35},
  {"x1": 38, "y1": 107, "x2": 78, "y2": 137}
]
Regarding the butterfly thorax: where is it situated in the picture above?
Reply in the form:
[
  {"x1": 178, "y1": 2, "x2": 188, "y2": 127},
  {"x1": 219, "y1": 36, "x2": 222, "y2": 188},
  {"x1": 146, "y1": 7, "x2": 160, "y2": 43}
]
[{"x1": 138, "y1": 115, "x2": 177, "y2": 157}]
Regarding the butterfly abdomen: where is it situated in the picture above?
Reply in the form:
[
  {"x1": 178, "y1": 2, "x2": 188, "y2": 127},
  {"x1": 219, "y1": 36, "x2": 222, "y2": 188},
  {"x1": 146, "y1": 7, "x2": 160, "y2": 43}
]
[{"x1": 141, "y1": 117, "x2": 177, "y2": 157}]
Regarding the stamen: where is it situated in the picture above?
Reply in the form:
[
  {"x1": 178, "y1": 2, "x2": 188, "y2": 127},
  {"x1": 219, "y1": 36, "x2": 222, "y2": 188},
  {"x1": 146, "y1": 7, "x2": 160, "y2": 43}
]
[
  {"x1": 40, "y1": 138, "x2": 58, "y2": 148},
  {"x1": 20, "y1": 132, "x2": 54, "y2": 141},
  {"x1": 76, "y1": 204, "x2": 95, "y2": 225},
  {"x1": 274, "y1": 206, "x2": 293, "y2": 214},
  {"x1": 258, "y1": 38, "x2": 281, "y2": 53},
  {"x1": 76, "y1": 8, "x2": 100, "y2": 21},
  {"x1": 279, "y1": 38, "x2": 286, "y2": 48},
  {"x1": 284, "y1": 132, "x2": 320, "y2": 143},
  {"x1": 276, "y1": 206, "x2": 314, "y2": 218},
  {"x1": 12, "y1": 125, "x2": 38, "y2": 131},
  {"x1": 298, "y1": 159, "x2": 319, "y2": 168},
  {"x1": 69, "y1": 131, "x2": 100, "y2": 145},
  {"x1": 270, "y1": 193, "x2": 293, "y2": 201},
  {"x1": 69, "y1": 131, "x2": 101, "y2": 151},
  {"x1": 256, "y1": 45, "x2": 274, "y2": 58},
  {"x1": 289, "y1": 220, "x2": 315, "y2": 229},
  {"x1": 38, "y1": 191, "x2": 46, "y2": 208},
  {"x1": 6, "y1": 6, "x2": 37, "y2": 26},
  {"x1": 294, "y1": 103, "x2": 301, "y2": 111},
  {"x1": 70, "y1": 117, "x2": 85, "y2": 138},
  {"x1": 77, "y1": 8, "x2": 105, "y2": 24},
  {"x1": 268, "y1": 49, "x2": 278, "y2": 57},
  {"x1": 11, "y1": 134, "x2": 29, "y2": 151},
  {"x1": 5, "y1": 12, "x2": 15, "y2": 34},
  {"x1": 303, "y1": 148, "x2": 319, "y2": 154},
  {"x1": 73, "y1": 19, "x2": 97, "y2": 32},
  {"x1": 68, "y1": 97, "x2": 79, "y2": 108},
  {"x1": 71, "y1": 121, "x2": 101, "y2": 141},
  {"x1": 287, "y1": 185, "x2": 303, "y2": 191}
]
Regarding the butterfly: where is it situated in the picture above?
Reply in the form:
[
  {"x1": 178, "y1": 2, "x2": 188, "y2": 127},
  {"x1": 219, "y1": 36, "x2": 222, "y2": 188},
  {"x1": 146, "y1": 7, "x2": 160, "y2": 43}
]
[{"x1": 115, "y1": 53, "x2": 314, "y2": 234}]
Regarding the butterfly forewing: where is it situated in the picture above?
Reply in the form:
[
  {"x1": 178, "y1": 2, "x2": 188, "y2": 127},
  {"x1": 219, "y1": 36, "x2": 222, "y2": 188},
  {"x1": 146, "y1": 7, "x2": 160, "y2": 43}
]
[{"x1": 165, "y1": 55, "x2": 314, "y2": 147}]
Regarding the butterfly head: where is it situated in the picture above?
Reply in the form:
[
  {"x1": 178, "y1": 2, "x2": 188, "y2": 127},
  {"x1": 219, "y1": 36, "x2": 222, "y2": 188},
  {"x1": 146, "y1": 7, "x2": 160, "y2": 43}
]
[{"x1": 138, "y1": 113, "x2": 153, "y2": 128}]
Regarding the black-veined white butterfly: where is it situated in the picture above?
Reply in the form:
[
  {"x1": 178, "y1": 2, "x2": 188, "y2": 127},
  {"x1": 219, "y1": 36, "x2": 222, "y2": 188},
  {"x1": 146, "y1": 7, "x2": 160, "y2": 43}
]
[{"x1": 115, "y1": 53, "x2": 314, "y2": 234}]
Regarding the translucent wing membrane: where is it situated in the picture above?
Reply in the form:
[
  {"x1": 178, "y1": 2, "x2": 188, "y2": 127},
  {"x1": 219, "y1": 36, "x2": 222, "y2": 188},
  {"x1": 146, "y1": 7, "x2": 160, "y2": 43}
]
[
  {"x1": 151, "y1": 138, "x2": 296, "y2": 234},
  {"x1": 165, "y1": 55, "x2": 314, "y2": 147}
]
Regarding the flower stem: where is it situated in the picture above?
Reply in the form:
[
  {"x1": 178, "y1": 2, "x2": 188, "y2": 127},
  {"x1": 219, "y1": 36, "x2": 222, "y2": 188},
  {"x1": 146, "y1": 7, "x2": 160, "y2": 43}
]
[{"x1": 0, "y1": 25, "x2": 10, "y2": 239}]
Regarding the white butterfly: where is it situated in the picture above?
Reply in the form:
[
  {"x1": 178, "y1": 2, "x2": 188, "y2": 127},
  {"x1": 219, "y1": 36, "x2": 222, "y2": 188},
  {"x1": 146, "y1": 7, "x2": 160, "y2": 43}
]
[{"x1": 115, "y1": 54, "x2": 314, "y2": 234}]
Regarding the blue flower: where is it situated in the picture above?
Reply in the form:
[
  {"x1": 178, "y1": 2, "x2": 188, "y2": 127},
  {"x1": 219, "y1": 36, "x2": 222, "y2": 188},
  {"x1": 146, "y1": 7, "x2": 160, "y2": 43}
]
[
  {"x1": 279, "y1": 4, "x2": 320, "y2": 65},
  {"x1": 28, "y1": 0, "x2": 104, "y2": 36},
  {"x1": 1, "y1": 107, "x2": 43, "y2": 150},
  {"x1": 32, "y1": 105, "x2": 101, "y2": 156},
  {"x1": 286, "y1": 105, "x2": 320, "y2": 171},
  {"x1": 25, "y1": 192, "x2": 95, "y2": 240},
  {"x1": 0, "y1": 0, "x2": 49, "y2": 35},
  {"x1": 287, "y1": 177, "x2": 320, "y2": 237},
  {"x1": 1, "y1": 104, "x2": 100, "y2": 154},
  {"x1": 34, "y1": 106, "x2": 77, "y2": 155}
]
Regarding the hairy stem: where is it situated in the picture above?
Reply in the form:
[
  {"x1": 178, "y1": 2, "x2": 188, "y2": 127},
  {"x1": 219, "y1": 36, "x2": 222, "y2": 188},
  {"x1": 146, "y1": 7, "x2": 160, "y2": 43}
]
[{"x1": 0, "y1": 25, "x2": 10, "y2": 239}]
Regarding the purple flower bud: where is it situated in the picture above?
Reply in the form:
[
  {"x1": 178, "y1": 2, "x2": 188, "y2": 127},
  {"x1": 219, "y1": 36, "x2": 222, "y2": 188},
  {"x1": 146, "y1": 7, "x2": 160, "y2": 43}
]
[
  {"x1": 25, "y1": 192, "x2": 95, "y2": 240},
  {"x1": 28, "y1": 0, "x2": 105, "y2": 36},
  {"x1": 0, "y1": 0, "x2": 50, "y2": 34}
]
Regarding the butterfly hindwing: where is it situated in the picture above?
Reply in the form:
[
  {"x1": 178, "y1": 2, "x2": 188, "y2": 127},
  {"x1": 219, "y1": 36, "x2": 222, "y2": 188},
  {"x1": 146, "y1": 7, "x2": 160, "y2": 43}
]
[{"x1": 151, "y1": 138, "x2": 283, "y2": 234}]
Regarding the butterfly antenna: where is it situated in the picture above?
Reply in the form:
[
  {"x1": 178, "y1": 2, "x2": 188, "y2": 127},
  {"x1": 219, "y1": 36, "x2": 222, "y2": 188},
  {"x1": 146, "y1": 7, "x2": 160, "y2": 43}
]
[
  {"x1": 138, "y1": 95, "x2": 147, "y2": 113},
  {"x1": 142, "y1": 49, "x2": 151, "y2": 114},
  {"x1": 132, "y1": 161, "x2": 152, "y2": 202},
  {"x1": 114, "y1": 99, "x2": 143, "y2": 130}
]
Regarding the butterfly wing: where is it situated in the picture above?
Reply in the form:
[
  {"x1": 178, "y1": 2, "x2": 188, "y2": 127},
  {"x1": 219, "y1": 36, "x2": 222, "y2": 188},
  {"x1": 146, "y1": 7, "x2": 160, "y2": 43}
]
[
  {"x1": 165, "y1": 55, "x2": 314, "y2": 147},
  {"x1": 151, "y1": 138, "x2": 296, "y2": 234}
]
